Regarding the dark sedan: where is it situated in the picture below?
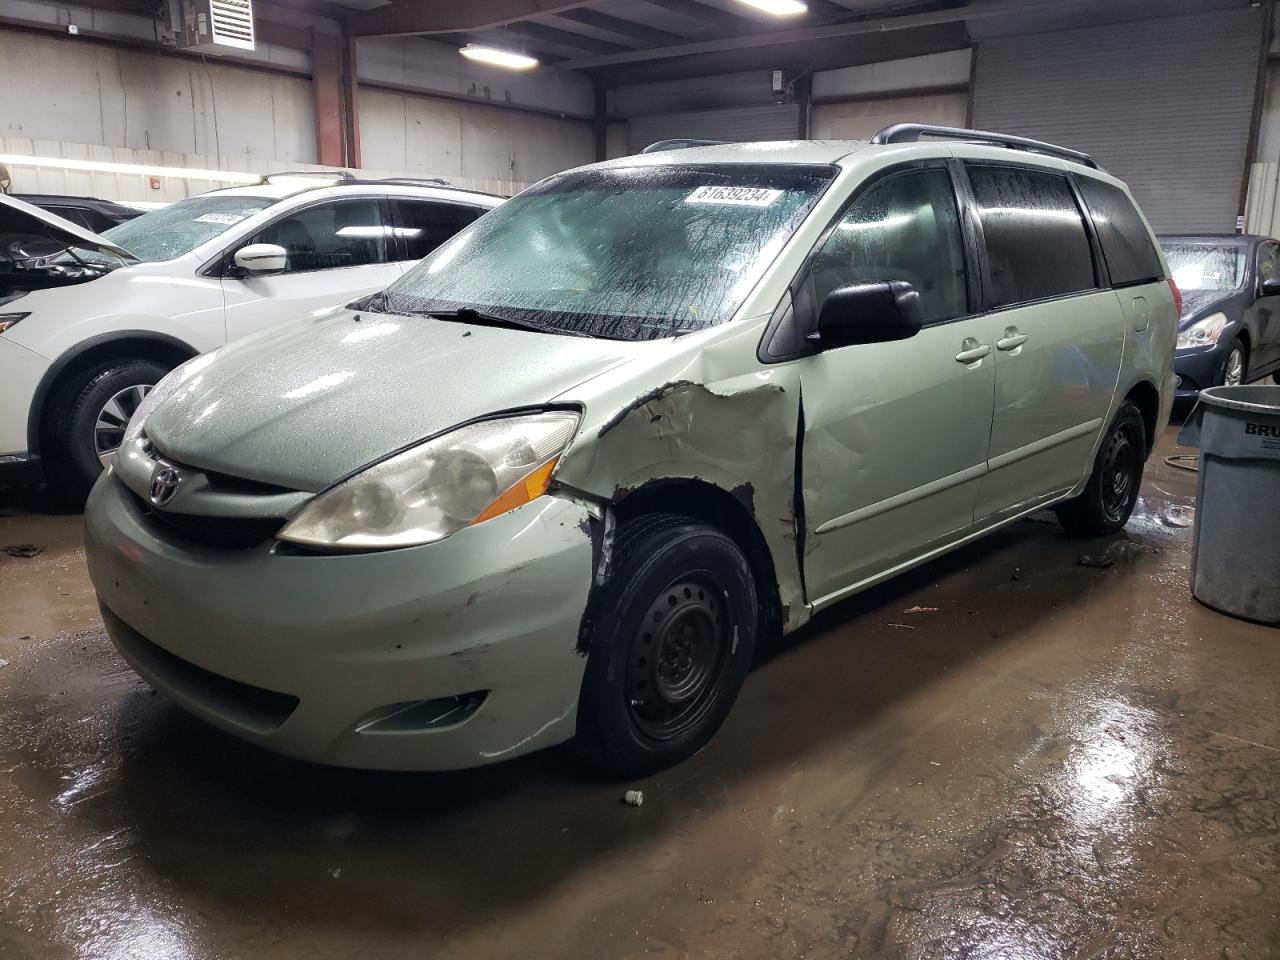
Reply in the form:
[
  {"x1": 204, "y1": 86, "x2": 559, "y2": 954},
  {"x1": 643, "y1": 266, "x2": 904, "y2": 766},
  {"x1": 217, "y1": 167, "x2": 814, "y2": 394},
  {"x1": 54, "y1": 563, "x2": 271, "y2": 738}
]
[{"x1": 1161, "y1": 234, "x2": 1280, "y2": 399}]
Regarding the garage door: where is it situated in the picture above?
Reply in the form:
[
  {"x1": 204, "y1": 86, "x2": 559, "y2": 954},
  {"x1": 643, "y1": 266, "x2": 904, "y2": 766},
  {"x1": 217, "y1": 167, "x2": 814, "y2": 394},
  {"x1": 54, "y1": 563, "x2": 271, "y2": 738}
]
[
  {"x1": 811, "y1": 92, "x2": 968, "y2": 141},
  {"x1": 971, "y1": 8, "x2": 1263, "y2": 233},
  {"x1": 628, "y1": 104, "x2": 802, "y2": 153}
]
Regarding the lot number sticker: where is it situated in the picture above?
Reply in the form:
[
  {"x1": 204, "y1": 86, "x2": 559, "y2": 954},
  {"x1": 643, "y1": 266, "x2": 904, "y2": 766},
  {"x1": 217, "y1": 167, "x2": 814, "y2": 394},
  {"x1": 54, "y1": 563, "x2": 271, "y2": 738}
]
[
  {"x1": 685, "y1": 185, "x2": 783, "y2": 207},
  {"x1": 194, "y1": 213, "x2": 247, "y2": 225}
]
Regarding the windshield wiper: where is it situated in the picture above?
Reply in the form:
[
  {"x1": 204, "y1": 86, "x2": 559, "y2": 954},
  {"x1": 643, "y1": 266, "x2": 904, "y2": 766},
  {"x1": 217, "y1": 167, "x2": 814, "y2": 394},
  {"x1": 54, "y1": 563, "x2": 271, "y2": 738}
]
[{"x1": 422, "y1": 307, "x2": 586, "y2": 337}]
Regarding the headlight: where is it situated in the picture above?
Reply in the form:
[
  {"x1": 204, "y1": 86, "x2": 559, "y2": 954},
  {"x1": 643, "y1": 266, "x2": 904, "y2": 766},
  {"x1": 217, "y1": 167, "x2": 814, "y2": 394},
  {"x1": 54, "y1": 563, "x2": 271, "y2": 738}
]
[
  {"x1": 1176, "y1": 312, "x2": 1228, "y2": 350},
  {"x1": 277, "y1": 411, "x2": 581, "y2": 550},
  {"x1": 122, "y1": 351, "x2": 219, "y2": 445},
  {"x1": 0, "y1": 311, "x2": 29, "y2": 333}
]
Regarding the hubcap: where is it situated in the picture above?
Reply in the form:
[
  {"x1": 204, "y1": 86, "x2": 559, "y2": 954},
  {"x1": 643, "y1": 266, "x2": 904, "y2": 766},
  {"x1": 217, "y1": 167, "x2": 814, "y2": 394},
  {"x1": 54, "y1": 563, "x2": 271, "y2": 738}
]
[
  {"x1": 94, "y1": 384, "x2": 151, "y2": 467},
  {"x1": 1101, "y1": 419, "x2": 1140, "y2": 524},
  {"x1": 626, "y1": 577, "x2": 731, "y2": 741},
  {"x1": 1224, "y1": 348, "x2": 1245, "y2": 387}
]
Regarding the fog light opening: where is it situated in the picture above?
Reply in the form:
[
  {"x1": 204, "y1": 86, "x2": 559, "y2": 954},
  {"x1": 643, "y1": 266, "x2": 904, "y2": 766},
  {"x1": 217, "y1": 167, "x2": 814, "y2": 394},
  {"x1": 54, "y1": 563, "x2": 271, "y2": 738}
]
[{"x1": 354, "y1": 691, "x2": 487, "y2": 734}]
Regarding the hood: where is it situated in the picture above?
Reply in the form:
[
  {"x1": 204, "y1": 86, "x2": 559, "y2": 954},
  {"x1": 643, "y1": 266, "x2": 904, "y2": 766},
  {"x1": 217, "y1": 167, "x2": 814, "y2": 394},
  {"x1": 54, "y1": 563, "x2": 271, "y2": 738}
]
[
  {"x1": 0, "y1": 194, "x2": 136, "y2": 261},
  {"x1": 1177, "y1": 288, "x2": 1240, "y2": 327},
  {"x1": 144, "y1": 308, "x2": 640, "y2": 490}
]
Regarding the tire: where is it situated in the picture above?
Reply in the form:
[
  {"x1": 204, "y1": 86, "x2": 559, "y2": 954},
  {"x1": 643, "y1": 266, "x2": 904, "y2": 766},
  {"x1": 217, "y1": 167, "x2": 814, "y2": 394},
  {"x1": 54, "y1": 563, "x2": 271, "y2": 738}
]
[
  {"x1": 1220, "y1": 339, "x2": 1247, "y2": 387},
  {"x1": 575, "y1": 513, "x2": 758, "y2": 778},
  {"x1": 1054, "y1": 400, "x2": 1148, "y2": 537},
  {"x1": 43, "y1": 358, "x2": 170, "y2": 505}
]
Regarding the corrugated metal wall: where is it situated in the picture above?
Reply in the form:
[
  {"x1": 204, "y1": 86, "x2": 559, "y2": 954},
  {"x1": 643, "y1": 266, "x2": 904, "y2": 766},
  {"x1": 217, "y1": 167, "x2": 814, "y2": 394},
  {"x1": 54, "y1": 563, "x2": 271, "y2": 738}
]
[
  {"x1": 972, "y1": 8, "x2": 1263, "y2": 233},
  {"x1": 810, "y1": 93, "x2": 969, "y2": 141},
  {"x1": 627, "y1": 104, "x2": 802, "y2": 153}
]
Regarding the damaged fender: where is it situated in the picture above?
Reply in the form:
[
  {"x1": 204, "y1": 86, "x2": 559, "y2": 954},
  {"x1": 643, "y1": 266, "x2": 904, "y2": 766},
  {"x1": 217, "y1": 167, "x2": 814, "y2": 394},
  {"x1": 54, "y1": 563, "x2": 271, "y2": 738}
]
[{"x1": 554, "y1": 340, "x2": 807, "y2": 635}]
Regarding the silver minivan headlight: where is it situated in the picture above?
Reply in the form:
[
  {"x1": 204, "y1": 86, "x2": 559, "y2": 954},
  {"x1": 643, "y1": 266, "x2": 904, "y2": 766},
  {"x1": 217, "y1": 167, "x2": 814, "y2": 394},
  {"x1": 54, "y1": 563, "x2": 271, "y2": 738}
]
[{"x1": 277, "y1": 411, "x2": 581, "y2": 551}]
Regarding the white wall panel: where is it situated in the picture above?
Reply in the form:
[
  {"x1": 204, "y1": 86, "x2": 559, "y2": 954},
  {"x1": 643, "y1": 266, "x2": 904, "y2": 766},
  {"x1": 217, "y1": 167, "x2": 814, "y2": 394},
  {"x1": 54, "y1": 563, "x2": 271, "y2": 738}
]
[
  {"x1": 358, "y1": 88, "x2": 593, "y2": 195},
  {"x1": 0, "y1": 30, "x2": 315, "y2": 164},
  {"x1": 812, "y1": 50, "x2": 971, "y2": 101},
  {"x1": 811, "y1": 93, "x2": 969, "y2": 141}
]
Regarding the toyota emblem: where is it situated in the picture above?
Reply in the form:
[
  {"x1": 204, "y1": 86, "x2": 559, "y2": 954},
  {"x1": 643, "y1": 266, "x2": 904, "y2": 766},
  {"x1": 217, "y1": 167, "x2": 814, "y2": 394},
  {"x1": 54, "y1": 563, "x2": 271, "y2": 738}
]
[{"x1": 149, "y1": 463, "x2": 183, "y2": 507}]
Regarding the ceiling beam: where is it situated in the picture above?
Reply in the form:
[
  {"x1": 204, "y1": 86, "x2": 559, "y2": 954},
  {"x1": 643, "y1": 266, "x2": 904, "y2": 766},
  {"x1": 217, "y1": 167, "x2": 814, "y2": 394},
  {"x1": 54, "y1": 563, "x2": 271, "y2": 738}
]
[
  {"x1": 553, "y1": 8, "x2": 685, "y2": 45},
  {"x1": 562, "y1": 0, "x2": 1099, "y2": 70},
  {"x1": 637, "y1": 0, "x2": 759, "y2": 30},
  {"x1": 501, "y1": 20, "x2": 633, "y2": 53},
  {"x1": 349, "y1": 0, "x2": 599, "y2": 38}
]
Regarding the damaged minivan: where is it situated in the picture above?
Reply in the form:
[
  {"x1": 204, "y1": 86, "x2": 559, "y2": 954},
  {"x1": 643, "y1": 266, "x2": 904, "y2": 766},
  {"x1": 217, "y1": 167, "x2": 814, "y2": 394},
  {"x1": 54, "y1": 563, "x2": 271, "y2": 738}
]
[{"x1": 85, "y1": 127, "x2": 1177, "y2": 776}]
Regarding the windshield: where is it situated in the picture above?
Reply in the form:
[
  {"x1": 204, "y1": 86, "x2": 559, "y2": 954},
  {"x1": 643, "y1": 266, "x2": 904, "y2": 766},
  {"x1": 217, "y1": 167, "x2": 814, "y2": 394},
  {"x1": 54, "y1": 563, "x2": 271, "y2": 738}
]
[
  {"x1": 384, "y1": 164, "x2": 835, "y2": 341},
  {"x1": 1162, "y1": 243, "x2": 1247, "y2": 293},
  {"x1": 91, "y1": 195, "x2": 273, "y2": 263}
]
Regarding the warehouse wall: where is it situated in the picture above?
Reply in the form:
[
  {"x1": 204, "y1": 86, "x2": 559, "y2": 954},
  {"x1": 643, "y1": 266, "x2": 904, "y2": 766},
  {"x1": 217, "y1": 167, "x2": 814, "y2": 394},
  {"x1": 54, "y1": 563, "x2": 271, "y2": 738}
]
[
  {"x1": 0, "y1": 30, "x2": 316, "y2": 164},
  {"x1": 358, "y1": 88, "x2": 593, "y2": 194}
]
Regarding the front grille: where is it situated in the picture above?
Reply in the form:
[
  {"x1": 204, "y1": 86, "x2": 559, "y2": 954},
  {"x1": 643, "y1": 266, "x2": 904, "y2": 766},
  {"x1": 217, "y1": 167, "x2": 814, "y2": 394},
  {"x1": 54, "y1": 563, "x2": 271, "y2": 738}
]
[{"x1": 124, "y1": 486, "x2": 284, "y2": 549}]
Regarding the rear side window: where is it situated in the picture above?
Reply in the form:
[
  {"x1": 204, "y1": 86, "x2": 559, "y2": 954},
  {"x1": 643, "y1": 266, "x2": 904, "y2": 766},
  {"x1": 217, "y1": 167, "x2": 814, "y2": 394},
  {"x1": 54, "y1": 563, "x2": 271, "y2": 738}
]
[
  {"x1": 1076, "y1": 177, "x2": 1162, "y2": 286},
  {"x1": 967, "y1": 165, "x2": 1095, "y2": 308},
  {"x1": 389, "y1": 200, "x2": 484, "y2": 261}
]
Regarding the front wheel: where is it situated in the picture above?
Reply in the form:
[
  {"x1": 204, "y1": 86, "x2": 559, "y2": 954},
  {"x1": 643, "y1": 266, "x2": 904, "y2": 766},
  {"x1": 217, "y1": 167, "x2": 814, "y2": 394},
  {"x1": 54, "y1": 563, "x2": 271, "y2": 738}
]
[
  {"x1": 1221, "y1": 339, "x2": 1247, "y2": 387},
  {"x1": 1054, "y1": 400, "x2": 1147, "y2": 537},
  {"x1": 43, "y1": 358, "x2": 170, "y2": 505},
  {"x1": 575, "y1": 514, "x2": 758, "y2": 778}
]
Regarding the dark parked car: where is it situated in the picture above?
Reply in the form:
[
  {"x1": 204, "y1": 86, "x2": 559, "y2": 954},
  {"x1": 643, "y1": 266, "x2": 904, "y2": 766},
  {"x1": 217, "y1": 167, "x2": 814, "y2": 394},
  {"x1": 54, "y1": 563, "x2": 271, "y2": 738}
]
[
  {"x1": 1161, "y1": 234, "x2": 1280, "y2": 398},
  {"x1": 12, "y1": 194, "x2": 143, "y2": 233}
]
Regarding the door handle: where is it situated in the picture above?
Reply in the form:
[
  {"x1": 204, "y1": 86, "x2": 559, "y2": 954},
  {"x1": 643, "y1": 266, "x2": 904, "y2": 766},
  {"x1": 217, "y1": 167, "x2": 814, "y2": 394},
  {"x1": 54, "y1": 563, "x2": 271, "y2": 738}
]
[
  {"x1": 996, "y1": 331, "x2": 1029, "y2": 351},
  {"x1": 955, "y1": 342, "x2": 992, "y2": 364}
]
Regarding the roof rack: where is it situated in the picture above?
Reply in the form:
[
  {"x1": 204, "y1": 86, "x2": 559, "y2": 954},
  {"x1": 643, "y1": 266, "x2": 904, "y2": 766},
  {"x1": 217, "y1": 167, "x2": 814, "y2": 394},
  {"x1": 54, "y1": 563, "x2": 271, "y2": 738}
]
[
  {"x1": 260, "y1": 170, "x2": 357, "y2": 183},
  {"x1": 870, "y1": 123, "x2": 1099, "y2": 169},
  {"x1": 641, "y1": 139, "x2": 729, "y2": 154},
  {"x1": 374, "y1": 177, "x2": 451, "y2": 187}
]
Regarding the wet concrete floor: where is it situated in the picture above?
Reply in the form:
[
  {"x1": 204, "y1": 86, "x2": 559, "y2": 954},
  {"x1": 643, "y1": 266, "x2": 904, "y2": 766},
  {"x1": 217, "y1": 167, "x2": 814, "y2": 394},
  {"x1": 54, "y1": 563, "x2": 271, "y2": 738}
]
[{"x1": 1, "y1": 426, "x2": 1278, "y2": 959}]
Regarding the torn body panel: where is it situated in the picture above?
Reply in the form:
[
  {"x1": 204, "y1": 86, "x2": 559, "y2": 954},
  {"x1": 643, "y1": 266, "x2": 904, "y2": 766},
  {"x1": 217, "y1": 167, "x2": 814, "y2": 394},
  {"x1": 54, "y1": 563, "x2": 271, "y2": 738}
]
[{"x1": 555, "y1": 325, "x2": 809, "y2": 634}]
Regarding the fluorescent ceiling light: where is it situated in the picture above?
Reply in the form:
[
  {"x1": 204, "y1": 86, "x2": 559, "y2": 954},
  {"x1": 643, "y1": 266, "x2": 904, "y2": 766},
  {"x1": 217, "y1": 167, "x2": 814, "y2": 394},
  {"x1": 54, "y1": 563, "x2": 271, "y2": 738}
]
[
  {"x1": 0, "y1": 153, "x2": 260, "y2": 184},
  {"x1": 736, "y1": 0, "x2": 807, "y2": 14},
  {"x1": 459, "y1": 44, "x2": 538, "y2": 70}
]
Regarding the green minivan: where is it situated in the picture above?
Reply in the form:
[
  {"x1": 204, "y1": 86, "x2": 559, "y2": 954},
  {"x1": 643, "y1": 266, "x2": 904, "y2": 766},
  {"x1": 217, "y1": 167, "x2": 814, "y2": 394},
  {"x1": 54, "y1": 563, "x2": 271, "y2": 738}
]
[{"x1": 85, "y1": 125, "x2": 1177, "y2": 776}]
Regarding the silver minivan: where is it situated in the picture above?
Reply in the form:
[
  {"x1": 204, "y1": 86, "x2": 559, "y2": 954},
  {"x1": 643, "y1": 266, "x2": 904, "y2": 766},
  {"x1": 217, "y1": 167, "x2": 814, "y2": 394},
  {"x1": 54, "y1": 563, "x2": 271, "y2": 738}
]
[{"x1": 85, "y1": 126, "x2": 1177, "y2": 776}]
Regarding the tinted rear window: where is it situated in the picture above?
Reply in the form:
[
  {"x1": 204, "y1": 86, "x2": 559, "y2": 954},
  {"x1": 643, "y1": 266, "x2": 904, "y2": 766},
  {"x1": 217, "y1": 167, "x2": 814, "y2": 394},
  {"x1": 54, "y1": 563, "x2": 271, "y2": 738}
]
[
  {"x1": 1077, "y1": 177, "x2": 1163, "y2": 286},
  {"x1": 967, "y1": 165, "x2": 1096, "y2": 308}
]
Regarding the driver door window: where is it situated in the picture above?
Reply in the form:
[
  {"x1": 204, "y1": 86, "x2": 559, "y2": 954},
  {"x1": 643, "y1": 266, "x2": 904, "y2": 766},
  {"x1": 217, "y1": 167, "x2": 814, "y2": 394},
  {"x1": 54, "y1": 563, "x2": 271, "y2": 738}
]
[
  {"x1": 250, "y1": 199, "x2": 388, "y2": 273},
  {"x1": 810, "y1": 167, "x2": 968, "y2": 324}
]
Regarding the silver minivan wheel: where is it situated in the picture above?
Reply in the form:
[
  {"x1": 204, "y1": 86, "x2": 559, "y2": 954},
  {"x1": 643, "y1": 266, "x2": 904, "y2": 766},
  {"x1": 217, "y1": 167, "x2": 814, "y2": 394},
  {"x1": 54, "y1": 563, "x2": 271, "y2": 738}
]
[{"x1": 94, "y1": 384, "x2": 151, "y2": 466}]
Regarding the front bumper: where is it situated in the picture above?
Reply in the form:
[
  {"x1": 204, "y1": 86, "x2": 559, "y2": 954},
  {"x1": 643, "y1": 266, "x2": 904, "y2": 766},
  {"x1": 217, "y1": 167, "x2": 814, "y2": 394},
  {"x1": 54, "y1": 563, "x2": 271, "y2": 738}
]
[
  {"x1": 1174, "y1": 343, "x2": 1230, "y2": 398},
  {"x1": 0, "y1": 335, "x2": 48, "y2": 467},
  {"x1": 85, "y1": 474, "x2": 597, "y2": 770}
]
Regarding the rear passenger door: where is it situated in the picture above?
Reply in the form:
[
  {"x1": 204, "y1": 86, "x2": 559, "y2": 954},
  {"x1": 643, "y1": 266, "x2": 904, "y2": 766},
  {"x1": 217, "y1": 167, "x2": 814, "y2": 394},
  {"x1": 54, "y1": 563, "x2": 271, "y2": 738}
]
[
  {"x1": 387, "y1": 198, "x2": 485, "y2": 273},
  {"x1": 964, "y1": 163, "x2": 1127, "y2": 523}
]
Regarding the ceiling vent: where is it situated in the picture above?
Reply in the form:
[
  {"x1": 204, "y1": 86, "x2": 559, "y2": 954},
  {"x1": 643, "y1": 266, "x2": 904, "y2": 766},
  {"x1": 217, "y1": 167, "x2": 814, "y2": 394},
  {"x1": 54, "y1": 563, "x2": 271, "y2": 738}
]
[{"x1": 167, "y1": 0, "x2": 255, "y2": 52}]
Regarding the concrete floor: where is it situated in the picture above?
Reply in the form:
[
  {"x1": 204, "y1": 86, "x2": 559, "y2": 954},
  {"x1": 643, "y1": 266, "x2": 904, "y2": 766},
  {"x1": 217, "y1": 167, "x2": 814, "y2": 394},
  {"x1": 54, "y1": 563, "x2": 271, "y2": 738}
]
[{"x1": 1, "y1": 426, "x2": 1277, "y2": 960}]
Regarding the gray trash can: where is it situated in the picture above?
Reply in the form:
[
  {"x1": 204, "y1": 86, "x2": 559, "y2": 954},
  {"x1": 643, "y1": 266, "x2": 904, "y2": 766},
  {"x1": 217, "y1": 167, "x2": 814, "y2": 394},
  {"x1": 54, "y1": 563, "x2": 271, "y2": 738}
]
[{"x1": 1177, "y1": 384, "x2": 1280, "y2": 625}]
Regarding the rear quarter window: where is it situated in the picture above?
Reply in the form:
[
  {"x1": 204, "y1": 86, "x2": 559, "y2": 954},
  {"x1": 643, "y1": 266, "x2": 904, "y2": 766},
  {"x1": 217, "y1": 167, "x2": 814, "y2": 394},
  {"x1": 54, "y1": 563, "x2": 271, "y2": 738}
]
[
  {"x1": 1076, "y1": 177, "x2": 1163, "y2": 287},
  {"x1": 967, "y1": 164, "x2": 1096, "y2": 308}
]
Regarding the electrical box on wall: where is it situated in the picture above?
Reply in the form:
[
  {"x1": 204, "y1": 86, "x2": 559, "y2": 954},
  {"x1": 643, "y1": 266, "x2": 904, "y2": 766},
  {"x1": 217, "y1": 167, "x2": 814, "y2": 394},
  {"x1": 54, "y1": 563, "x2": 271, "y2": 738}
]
[{"x1": 167, "y1": 0, "x2": 255, "y2": 52}]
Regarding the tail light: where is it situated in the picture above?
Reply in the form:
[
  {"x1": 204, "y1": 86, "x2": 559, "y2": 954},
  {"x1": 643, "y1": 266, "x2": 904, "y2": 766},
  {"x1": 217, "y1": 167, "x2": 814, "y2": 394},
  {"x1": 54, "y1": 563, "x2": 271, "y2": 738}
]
[{"x1": 1168, "y1": 277, "x2": 1183, "y2": 316}]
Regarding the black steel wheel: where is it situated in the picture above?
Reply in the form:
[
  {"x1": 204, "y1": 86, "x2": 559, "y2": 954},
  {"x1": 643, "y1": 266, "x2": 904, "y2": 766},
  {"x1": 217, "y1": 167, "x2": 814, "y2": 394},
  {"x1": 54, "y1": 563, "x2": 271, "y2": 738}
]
[
  {"x1": 576, "y1": 513, "x2": 758, "y2": 778},
  {"x1": 1055, "y1": 400, "x2": 1148, "y2": 537}
]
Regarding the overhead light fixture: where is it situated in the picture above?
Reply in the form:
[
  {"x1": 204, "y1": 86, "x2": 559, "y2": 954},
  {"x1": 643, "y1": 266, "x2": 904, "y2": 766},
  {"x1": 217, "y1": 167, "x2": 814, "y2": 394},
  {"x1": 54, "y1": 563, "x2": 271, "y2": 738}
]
[
  {"x1": 735, "y1": 0, "x2": 807, "y2": 15},
  {"x1": 0, "y1": 153, "x2": 260, "y2": 184},
  {"x1": 459, "y1": 44, "x2": 538, "y2": 70}
]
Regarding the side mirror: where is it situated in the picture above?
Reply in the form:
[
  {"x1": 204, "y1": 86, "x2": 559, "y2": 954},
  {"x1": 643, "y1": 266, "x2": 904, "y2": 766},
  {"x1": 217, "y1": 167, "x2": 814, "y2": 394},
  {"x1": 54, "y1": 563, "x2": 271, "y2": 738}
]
[
  {"x1": 1261, "y1": 277, "x2": 1280, "y2": 297},
  {"x1": 813, "y1": 281, "x2": 924, "y2": 349},
  {"x1": 233, "y1": 243, "x2": 288, "y2": 275}
]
